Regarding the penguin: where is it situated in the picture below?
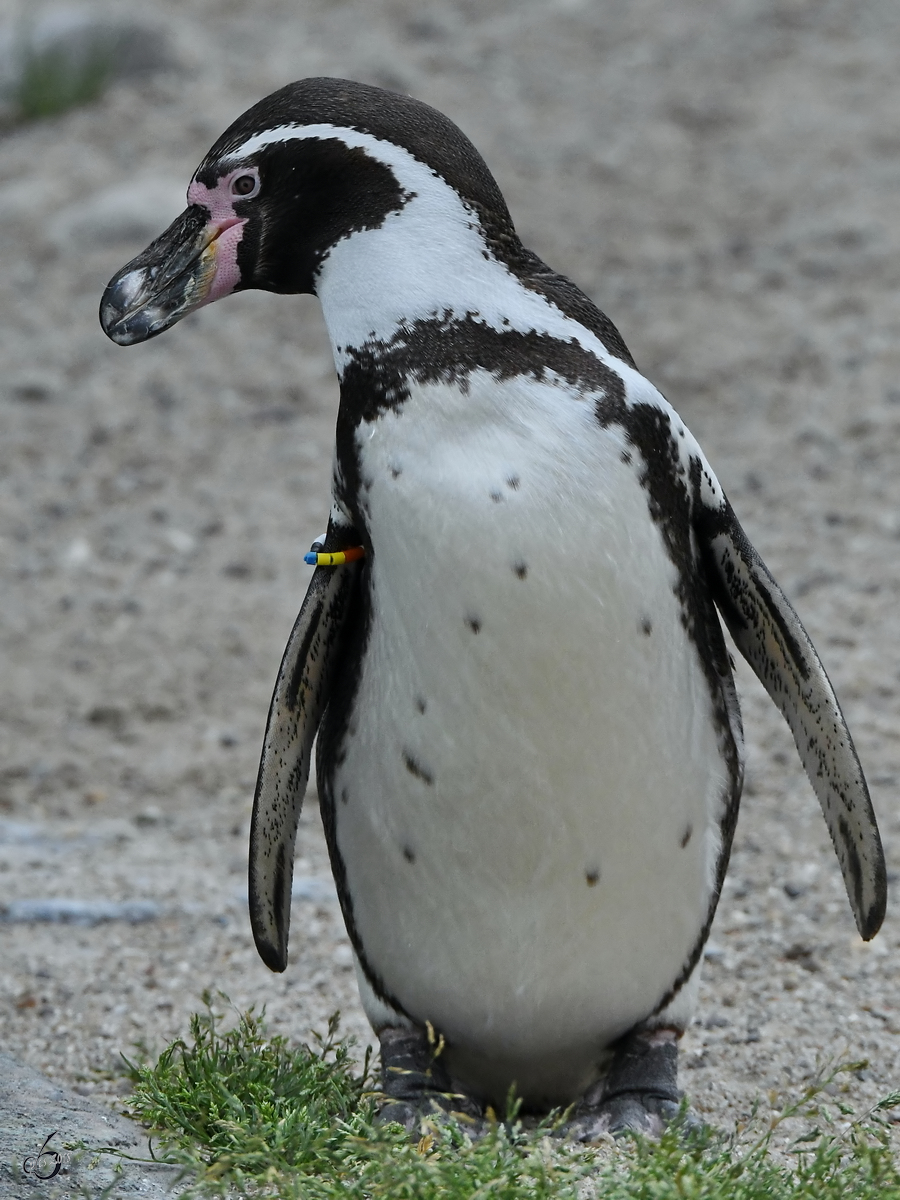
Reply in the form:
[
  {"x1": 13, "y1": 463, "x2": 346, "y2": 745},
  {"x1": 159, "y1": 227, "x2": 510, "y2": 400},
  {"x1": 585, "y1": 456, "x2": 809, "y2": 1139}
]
[{"x1": 99, "y1": 78, "x2": 886, "y2": 1136}]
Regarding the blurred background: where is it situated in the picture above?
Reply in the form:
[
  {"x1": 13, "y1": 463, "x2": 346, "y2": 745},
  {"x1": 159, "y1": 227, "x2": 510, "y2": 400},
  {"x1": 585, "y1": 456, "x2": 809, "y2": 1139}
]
[{"x1": 0, "y1": 0, "x2": 899, "y2": 1136}]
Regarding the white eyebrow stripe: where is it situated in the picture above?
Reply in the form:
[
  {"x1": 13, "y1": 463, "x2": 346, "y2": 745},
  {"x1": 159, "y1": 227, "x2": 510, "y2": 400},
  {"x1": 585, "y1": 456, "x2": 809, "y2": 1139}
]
[{"x1": 221, "y1": 123, "x2": 395, "y2": 163}]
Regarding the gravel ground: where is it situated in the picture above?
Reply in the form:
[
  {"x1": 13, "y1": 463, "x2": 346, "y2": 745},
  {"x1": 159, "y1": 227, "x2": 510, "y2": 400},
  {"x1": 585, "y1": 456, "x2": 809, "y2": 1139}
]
[
  {"x1": 0, "y1": 1052, "x2": 179, "y2": 1198},
  {"x1": 1, "y1": 0, "x2": 900, "y2": 1163}
]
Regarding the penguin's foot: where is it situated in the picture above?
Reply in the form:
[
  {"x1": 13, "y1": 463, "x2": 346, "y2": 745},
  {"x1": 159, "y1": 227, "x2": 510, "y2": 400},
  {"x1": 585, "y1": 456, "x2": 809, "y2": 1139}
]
[
  {"x1": 563, "y1": 1028, "x2": 687, "y2": 1141},
  {"x1": 375, "y1": 1025, "x2": 484, "y2": 1136}
]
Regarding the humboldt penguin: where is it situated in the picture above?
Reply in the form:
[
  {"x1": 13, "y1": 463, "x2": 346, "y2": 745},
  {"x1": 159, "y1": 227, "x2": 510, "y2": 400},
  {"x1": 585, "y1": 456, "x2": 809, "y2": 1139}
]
[{"x1": 100, "y1": 78, "x2": 886, "y2": 1136}]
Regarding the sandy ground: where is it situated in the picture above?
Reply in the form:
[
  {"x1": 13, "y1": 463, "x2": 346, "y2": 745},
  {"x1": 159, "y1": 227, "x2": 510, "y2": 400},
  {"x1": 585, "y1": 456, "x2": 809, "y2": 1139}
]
[{"x1": 1, "y1": 0, "x2": 900, "y2": 1169}]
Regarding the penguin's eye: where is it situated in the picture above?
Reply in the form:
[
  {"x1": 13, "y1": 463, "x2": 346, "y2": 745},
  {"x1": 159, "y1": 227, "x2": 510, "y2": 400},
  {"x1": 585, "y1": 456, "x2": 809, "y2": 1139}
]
[{"x1": 231, "y1": 173, "x2": 259, "y2": 197}]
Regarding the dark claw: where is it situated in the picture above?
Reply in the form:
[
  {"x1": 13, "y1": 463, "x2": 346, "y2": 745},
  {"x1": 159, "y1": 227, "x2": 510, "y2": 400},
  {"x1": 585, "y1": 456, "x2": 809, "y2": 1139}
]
[
  {"x1": 565, "y1": 1092, "x2": 684, "y2": 1140},
  {"x1": 375, "y1": 1098, "x2": 487, "y2": 1138}
]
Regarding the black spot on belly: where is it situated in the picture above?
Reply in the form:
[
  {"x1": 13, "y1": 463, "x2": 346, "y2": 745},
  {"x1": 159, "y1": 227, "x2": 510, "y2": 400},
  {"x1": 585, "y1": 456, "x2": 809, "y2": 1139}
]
[
  {"x1": 403, "y1": 845, "x2": 416, "y2": 863},
  {"x1": 465, "y1": 615, "x2": 482, "y2": 634},
  {"x1": 680, "y1": 824, "x2": 693, "y2": 849},
  {"x1": 506, "y1": 474, "x2": 520, "y2": 491},
  {"x1": 640, "y1": 616, "x2": 653, "y2": 636},
  {"x1": 621, "y1": 450, "x2": 632, "y2": 466},
  {"x1": 390, "y1": 466, "x2": 402, "y2": 479},
  {"x1": 513, "y1": 561, "x2": 528, "y2": 580},
  {"x1": 403, "y1": 751, "x2": 434, "y2": 785},
  {"x1": 341, "y1": 787, "x2": 349, "y2": 805},
  {"x1": 490, "y1": 490, "x2": 503, "y2": 503},
  {"x1": 585, "y1": 866, "x2": 600, "y2": 887},
  {"x1": 415, "y1": 695, "x2": 427, "y2": 714}
]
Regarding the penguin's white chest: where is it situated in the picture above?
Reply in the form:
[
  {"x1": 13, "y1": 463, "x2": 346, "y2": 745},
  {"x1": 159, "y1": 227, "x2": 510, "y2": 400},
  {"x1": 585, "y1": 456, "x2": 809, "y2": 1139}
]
[{"x1": 329, "y1": 370, "x2": 730, "y2": 1103}]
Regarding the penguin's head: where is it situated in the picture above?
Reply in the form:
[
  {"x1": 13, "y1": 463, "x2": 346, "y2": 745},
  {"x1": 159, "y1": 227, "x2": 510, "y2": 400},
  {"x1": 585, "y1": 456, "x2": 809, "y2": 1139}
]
[{"x1": 100, "y1": 78, "x2": 514, "y2": 346}]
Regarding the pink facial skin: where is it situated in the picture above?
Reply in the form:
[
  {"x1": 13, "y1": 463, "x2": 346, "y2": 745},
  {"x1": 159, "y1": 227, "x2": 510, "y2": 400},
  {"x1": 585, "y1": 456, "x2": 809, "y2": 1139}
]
[{"x1": 187, "y1": 166, "x2": 260, "y2": 305}]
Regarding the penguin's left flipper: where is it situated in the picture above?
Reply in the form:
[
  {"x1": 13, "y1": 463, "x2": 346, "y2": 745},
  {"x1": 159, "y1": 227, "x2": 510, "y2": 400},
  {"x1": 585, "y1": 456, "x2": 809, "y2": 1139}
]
[
  {"x1": 698, "y1": 497, "x2": 887, "y2": 940},
  {"x1": 248, "y1": 525, "x2": 360, "y2": 972}
]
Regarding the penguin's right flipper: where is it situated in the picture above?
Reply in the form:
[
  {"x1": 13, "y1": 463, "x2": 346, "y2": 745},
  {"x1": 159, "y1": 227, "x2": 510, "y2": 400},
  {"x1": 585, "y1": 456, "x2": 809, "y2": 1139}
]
[
  {"x1": 249, "y1": 536, "x2": 359, "y2": 972},
  {"x1": 698, "y1": 498, "x2": 886, "y2": 941}
]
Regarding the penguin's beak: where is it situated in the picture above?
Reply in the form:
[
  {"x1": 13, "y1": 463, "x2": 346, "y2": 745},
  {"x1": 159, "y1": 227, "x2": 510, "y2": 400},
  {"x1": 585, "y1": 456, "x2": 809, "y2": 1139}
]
[{"x1": 99, "y1": 206, "x2": 243, "y2": 346}]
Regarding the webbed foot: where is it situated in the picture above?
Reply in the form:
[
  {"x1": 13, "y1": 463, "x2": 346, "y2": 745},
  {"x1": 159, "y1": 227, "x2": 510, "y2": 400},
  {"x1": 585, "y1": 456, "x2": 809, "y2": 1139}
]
[
  {"x1": 376, "y1": 1025, "x2": 484, "y2": 1135},
  {"x1": 564, "y1": 1027, "x2": 689, "y2": 1140}
]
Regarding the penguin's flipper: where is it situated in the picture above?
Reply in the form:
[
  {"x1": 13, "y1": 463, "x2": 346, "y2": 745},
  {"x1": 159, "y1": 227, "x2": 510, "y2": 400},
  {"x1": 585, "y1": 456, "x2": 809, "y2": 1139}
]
[
  {"x1": 698, "y1": 499, "x2": 886, "y2": 941},
  {"x1": 249, "y1": 551, "x2": 359, "y2": 972}
]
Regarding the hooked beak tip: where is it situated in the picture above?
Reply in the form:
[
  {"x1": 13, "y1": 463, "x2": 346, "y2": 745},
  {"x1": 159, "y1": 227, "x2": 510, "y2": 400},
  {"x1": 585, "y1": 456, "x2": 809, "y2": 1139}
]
[{"x1": 100, "y1": 268, "x2": 163, "y2": 345}]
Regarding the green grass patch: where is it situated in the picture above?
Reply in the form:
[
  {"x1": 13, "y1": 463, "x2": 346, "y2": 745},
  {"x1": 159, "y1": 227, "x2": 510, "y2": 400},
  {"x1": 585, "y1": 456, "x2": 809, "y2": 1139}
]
[
  {"x1": 12, "y1": 32, "x2": 116, "y2": 121},
  {"x1": 114, "y1": 993, "x2": 900, "y2": 1198}
]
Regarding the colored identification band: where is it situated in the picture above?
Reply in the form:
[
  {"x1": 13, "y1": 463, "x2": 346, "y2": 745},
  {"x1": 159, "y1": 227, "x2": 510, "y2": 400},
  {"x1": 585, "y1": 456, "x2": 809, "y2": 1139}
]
[{"x1": 304, "y1": 546, "x2": 365, "y2": 567}]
